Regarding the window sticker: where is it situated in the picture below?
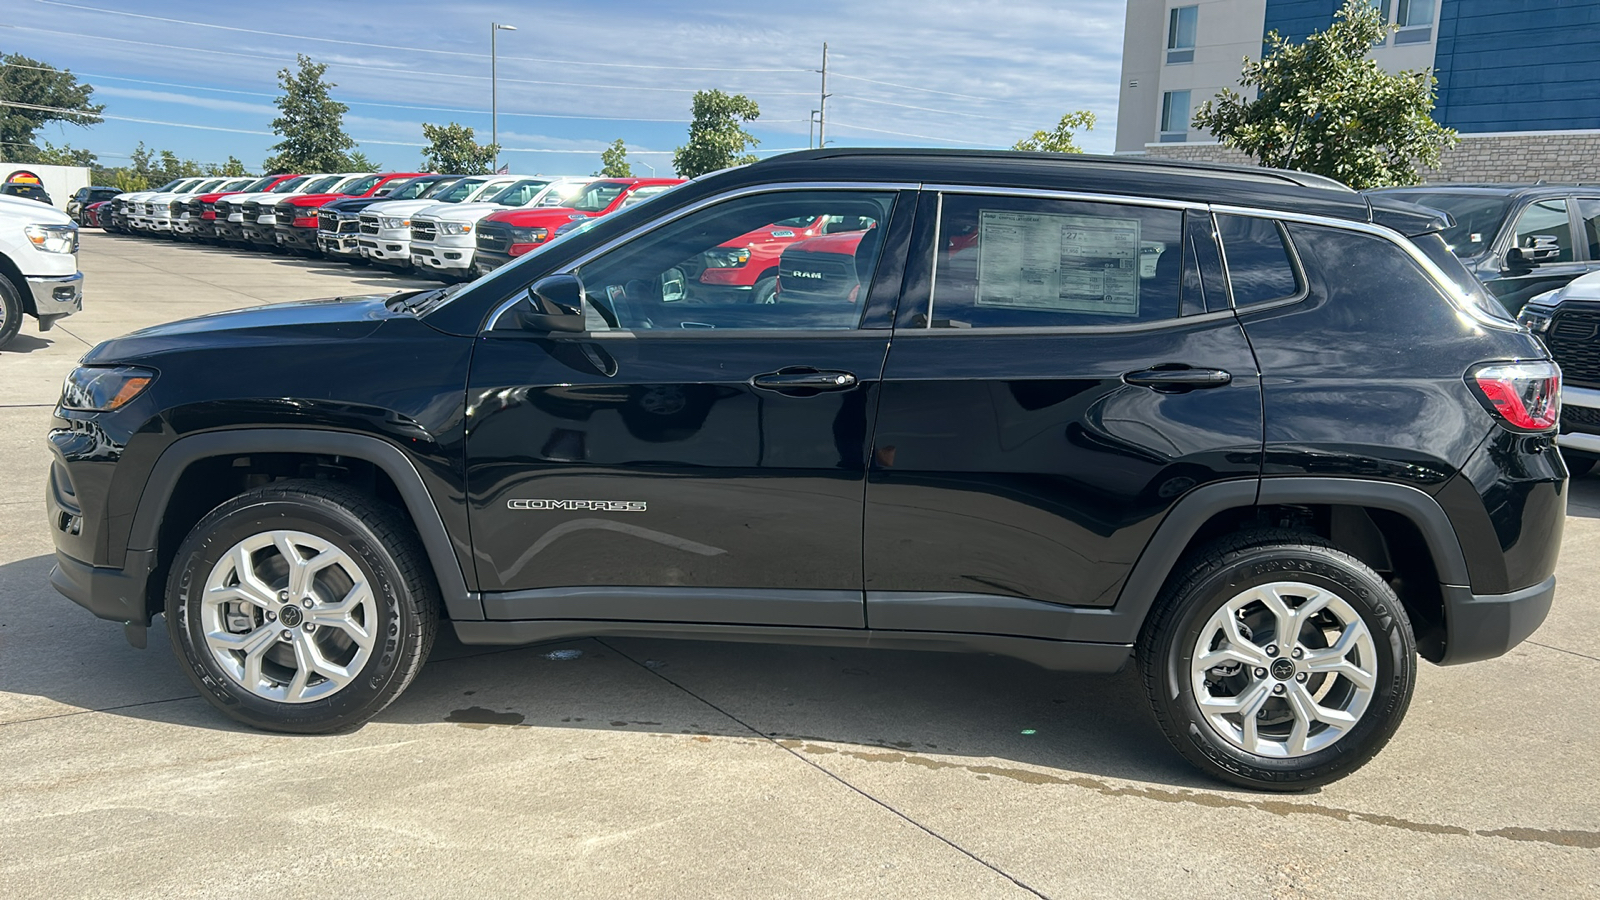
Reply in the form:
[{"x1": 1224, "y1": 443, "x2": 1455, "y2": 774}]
[{"x1": 975, "y1": 210, "x2": 1141, "y2": 316}]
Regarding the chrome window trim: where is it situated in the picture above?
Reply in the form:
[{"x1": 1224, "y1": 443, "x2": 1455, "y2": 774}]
[
  {"x1": 484, "y1": 181, "x2": 919, "y2": 330},
  {"x1": 926, "y1": 184, "x2": 1206, "y2": 212},
  {"x1": 1212, "y1": 202, "x2": 1521, "y2": 331}
]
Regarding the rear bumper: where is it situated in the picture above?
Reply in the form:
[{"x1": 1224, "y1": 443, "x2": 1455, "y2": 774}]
[{"x1": 1437, "y1": 576, "x2": 1556, "y2": 665}]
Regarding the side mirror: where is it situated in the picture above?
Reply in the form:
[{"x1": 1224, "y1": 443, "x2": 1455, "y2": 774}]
[
  {"x1": 518, "y1": 274, "x2": 587, "y2": 333},
  {"x1": 1508, "y1": 235, "x2": 1561, "y2": 267}
]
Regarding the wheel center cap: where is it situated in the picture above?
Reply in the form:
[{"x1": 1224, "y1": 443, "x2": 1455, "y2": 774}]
[
  {"x1": 1271, "y1": 658, "x2": 1295, "y2": 680},
  {"x1": 278, "y1": 605, "x2": 304, "y2": 628}
]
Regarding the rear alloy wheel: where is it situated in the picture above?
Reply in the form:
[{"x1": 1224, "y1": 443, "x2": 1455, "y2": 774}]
[
  {"x1": 1140, "y1": 533, "x2": 1415, "y2": 790},
  {"x1": 752, "y1": 275, "x2": 779, "y2": 305},
  {"x1": 167, "y1": 480, "x2": 438, "y2": 732}
]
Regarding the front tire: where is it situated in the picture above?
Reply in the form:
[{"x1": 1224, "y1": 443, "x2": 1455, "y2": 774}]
[
  {"x1": 165, "y1": 480, "x2": 439, "y2": 733},
  {"x1": 0, "y1": 277, "x2": 22, "y2": 349},
  {"x1": 1138, "y1": 532, "x2": 1416, "y2": 791}
]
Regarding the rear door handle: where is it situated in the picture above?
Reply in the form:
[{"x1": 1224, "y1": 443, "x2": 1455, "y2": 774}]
[
  {"x1": 751, "y1": 369, "x2": 858, "y2": 393},
  {"x1": 1123, "y1": 367, "x2": 1232, "y2": 391}
]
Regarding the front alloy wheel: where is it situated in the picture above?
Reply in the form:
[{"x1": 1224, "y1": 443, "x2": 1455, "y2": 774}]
[{"x1": 168, "y1": 480, "x2": 438, "y2": 733}]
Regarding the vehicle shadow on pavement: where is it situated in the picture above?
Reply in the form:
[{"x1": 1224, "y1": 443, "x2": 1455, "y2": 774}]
[
  {"x1": 0, "y1": 333, "x2": 54, "y2": 354},
  {"x1": 1567, "y1": 474, "x2": 1600, "y2": 519},
  {"x1": 0, "y1": 551, "x2": 1203, "y2": 789}
]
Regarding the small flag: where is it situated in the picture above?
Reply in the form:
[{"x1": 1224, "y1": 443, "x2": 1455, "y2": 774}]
[{"x1": 496, "y1": 164, "x2": 510, "y2": 174}]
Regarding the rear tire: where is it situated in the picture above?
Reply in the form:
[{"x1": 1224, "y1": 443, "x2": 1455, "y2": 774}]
[
  {"x1": 1138, "y1": 530, "x2": 1416, "y2": 791},
  {"x1": 165, "y1": 480, "x2": 439, "y2": 733}
]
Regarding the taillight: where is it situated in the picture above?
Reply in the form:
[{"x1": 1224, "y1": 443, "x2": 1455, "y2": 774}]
[{"x1": 1468, "y1": 361, "x2": 1561, "y2": 431}]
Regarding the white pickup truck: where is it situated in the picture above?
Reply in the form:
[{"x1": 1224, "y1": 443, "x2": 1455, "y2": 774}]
[
  {"x1": 408, "y1": 177, "x2": 591, "y2": 280},
  {"x1": 0, "y1": 194, "x2": 83, "y2": 350},
  {"x1": 357, "y1": 175, "x2": 521, "y2": 270}
]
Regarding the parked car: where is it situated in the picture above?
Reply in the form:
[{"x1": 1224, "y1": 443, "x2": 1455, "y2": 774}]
[
  {"x1": 214, "y1": 175, "x2": 309, "y2": 245},
  {"x1": 273, "y1": 172, "x2": 426, "y2": 255},
  {"x1": 1518, "y1": 269, "x2": 1600, "y2": 477},
  {"x1": 82, "y1": 200, "x2": 110, "y2": 229},
  {"x1": 408, "y1": 177, "x2": 592, "y2": 280},
  {"x1": 775, "y1": 225, "x2": 874, "y2": 305},
  {"x1": 316, "y1": 174, "x2": 463, "y2": 263},
  {"x1": 241, "y1": 174, "x2": 359, "y2": 250},
  {"x1": 68, "y1": 186, "x2": 122, "y2": 224},
  {"x1": 473, "y1": 177, "x2": 684, "y2": 274},
  {"x1": 358, "y1": 175, "x2": 522, "y2": 270},
  {"x1": 45, "y1": 149, "x2": 1562, "y2": 791},
  {"x1": 1368, "y1": 184, "x2": 1600, "y2": 314},
  {"x1": 188, "y1": 174, "x2": 296, "y2": 243},
  {"x1": 171, "y1": 177, "x2": 255, "y2": 238},
  {"x1": 1, "y1": 193, "x2": 82, "y2": 349},
  {"x1": 143, "y1": 178, "x2": 230, "y2": 234},
  {"x1": 1, "y1": 182, "x2": 53, "y2": 205},
  {"x1": 125, "y1": 178, "x2": 204, "y2": 231}
]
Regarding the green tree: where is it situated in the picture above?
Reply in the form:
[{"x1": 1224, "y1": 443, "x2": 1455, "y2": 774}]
[
  {"x1": 263, "y1": 55, "x2": 356, "y2": 173},
  {"x1": 419, "y1": 122, "x2": 497, "y2": 175},
  {"x1": 673, "y1": 90, "x2": 760, "y2": 178},
  {"x1": 33, "y1": 140, "x2": 97, "y2": 167},
  {"x1": 347, "y1": 149, "x2": 377, "y2": 171},
  {"x1": 1192, "y1": 0, "x2": 1455, "y2": 188},
  {"x1": 1012, "y1": 110, "x2": 1096, "y2": 154},
  {"x1": 203, "y1": 155, "x2": 249, "y2": 177},
  {"x1": 0, "y1": 52, "x2": 103, "y2": 163},
  {"x1": 108, "y1": 169, "x2": 147, "y2": 192},
  {"x1": 597, "y1": 138, "x2": 632, "y2": 177}
]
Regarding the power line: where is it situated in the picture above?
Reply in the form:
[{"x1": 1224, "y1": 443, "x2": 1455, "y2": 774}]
[
  {"x1": 830, "y1": 93, "x2": 1023, "y2": 123},
  {"x1": 30, "y1": 1, "x2": 814, "y2": 73},
  {"x1": 827, "y1": 70, "x2": 1025, "y2": 104},
  {"x1": 6, "y1": 26, "x2": 820, "y2": 96},
  {"x1": 826, "y1": 119, "x2": 1002, "y2": 147}
]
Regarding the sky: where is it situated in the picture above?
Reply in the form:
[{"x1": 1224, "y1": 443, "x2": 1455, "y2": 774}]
[{"x1": 2, "y1": 0, "x2": 1129, "y2": 176}]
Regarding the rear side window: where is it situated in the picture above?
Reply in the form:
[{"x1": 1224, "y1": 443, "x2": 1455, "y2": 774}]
[
  {"x1": 1284, "y1": 223, "x2": 1464, "y2": 320},
  {"x1": 1217, "y1": 214, "x2": 1300, "y2": 306},
  {"x1": 928, "y1": 193, "x2": 1186, "y2": 328}
]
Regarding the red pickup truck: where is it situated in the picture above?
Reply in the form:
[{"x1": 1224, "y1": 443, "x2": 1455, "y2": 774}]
[
  {"x1": 473, "y1": 177, "x2": 684, "y2": 274},
  {"x1": 273, "y1": 172, "x2": 428, "y2": 254}
]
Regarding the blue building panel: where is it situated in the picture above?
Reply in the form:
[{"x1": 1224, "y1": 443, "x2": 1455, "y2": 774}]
[
  {"x1": 1433, "y1": 0, "x2": 1600, "y2": 132},
  {"x1": 1262, "y1": 0, "x2": 1600, "y2": 134}
]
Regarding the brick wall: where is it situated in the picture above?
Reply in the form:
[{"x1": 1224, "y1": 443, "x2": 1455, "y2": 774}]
[{"x1": 1139, "y1": 131, "x2": 1600, "y2": 183}]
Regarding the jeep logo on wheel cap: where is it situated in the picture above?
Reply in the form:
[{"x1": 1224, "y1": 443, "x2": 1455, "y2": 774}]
[
  {"x1": 278, "y1": 605, "x2": 304, "y2": 627},
  {"x1": 1271, "y1": 658, "x2": 1295, "y2": 680}
]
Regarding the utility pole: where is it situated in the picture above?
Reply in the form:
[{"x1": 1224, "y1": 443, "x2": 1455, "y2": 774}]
[
  {"x1": 808, "y1": 110, "x2": 819, "y2": 149},
  {"x1": 491, "y1": 22, "x2": 517, "y2": 171},
  {"x1": 817, "y1": 42, "x2": 829, "y2": 148}
]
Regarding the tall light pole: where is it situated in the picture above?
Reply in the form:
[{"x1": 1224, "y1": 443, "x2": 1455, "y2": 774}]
[{"x1": 491, "y1": 22, "x2": 517, "y2": 171}]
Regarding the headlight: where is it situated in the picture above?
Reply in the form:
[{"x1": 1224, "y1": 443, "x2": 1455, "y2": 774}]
[
  {"x1": 509, "y1": 226, "x2": 548, "y2": 244},
  {"x1": 380, "y1": 216, "x2": 408, "y2": 229},
  {"x1": 24, "y1": 223, "x2": 78, "y2": 254},
  {"x1": 703, "y1": 247, "x2": 751, "y2": 268},
  {"x1": 441, "y1": 221, "x2": 473, "y2": 235},
  {"x1": 60, "y1": 366, "x2": 155, "y2": 412},
  {"x1": 1518, "y1": 306, "x2": 1554, "y2": 334}
]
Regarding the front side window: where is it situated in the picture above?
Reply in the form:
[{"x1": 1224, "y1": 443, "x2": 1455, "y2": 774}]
[
  {"x1": 573, "y1": 190, "x2": 895, "y2": 332},
  {"x1": 271, "y1": 176, "x2": 311, "y2": 193},
  {"x1": 1216, "y1": 214, "x2": 1300, "y2": 306},
  {"x1": 387, "y1": 178, "x2": 440, "y2": 201},
  {"x1": 927, "y1": 194, "x2": 1185, "y2": 328},
  {"x1": 1576, "y1": 198, "x2": 1600, "y2": 262},
  {"x1": 300, "y1": 175, "x2": 343, "y2": 194},
  {"x1": 485, "y1": 178, "x2": 552, "y2": 206},
  {"x1": 1512, "y1": 199, "x2": 1574, "y2": 264},
  {"x1": 1161, "y1": 90, "x2": 1191, "y2": 138},
  {"x1": 340, "y1": 175, "x2": 385, "y2": 196},
  {"x1": 435, "y1": 178, "x2": 488, "y2": 203},
  {"x1": 1167, "y1": 5, "x2": 1198, "y2": 62}
]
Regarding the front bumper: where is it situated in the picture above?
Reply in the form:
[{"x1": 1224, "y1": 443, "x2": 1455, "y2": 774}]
[
  {"x1": 27, "y1": 272, "x2": 84, "y2": 321},
  {"x1": 318, "y1": 232, "x2": 363, "y2": 256},
  {"x1": 1437, "y1": 576, "x2": 1556, "y2": 665},
  {"x1": 413, "y1": 244, "x2": 474, "y2": 272},
  {"x1": 276, "y1": 225, "x2": 318, "y2": 251},
  {"x1": 359, "y1": 233, "x2": 412, "y2": 264},
  {"x1": 51, "y1": 548, "x2": 158, "y2": 626},
  {"x1": 1556, "y1": 385, "x2": 1600, "y2": 456},
  {"x1": 473, "y1": 250, "x2": 514, "y2": 276}
]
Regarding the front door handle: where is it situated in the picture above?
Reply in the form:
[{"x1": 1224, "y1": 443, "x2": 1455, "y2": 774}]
[
  {"x1": 1123, "y1": 367, "x2": 1232, "y2": 392},
  {"x1": 751, "y1": 368, "x2": 858, "y2": 393}
]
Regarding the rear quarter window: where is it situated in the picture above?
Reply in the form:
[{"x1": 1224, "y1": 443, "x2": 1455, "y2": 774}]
[
  {"x1": 1282, "y1": 223, "x2": 1466, "y2": 322},
  {"x1": 1217, "y1": 214, "x2": 1300, "y2": 306}
]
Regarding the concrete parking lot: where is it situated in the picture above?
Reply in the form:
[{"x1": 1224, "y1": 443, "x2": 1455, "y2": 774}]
[{"x1": 2, "y1": 232, "x2": 1598, "y2": 898}]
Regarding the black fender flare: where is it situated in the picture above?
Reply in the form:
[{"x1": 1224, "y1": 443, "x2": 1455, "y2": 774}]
[
  {"x1": 1098, "y1": 477, "x2": 1470, "y2": 645},
  {"x1": 128, "y1": 429, "x2": 482, "y2": 621}
]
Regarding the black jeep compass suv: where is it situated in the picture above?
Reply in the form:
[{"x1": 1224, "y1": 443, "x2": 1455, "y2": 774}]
[{"x1": 46, "y1": 150, "x2": 1565, "y2": 790}]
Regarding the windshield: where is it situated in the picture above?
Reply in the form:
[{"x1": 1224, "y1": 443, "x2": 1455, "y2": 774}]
[
  {"x1": 239, "y1": 175, "x2": 276, "y2": 192},
  {"x1": 300, "y1": 175, "x2": 344, "y2": 194},
  {"x1": 564, "y1": 181, "x2": 631, "y2": 213},
  {"x1": 532, "y1": 181, "x2": 592, "y2": 207},
  {"x1": 386, "y1": 178, "x2": 439, "y2": 200},
  {"x1": 270, "y1": 176, "x2": 311, "y2": 193},
  {"x1": 465, "y1": 178, "x2": 515, "y2": 201},
  {"x1": 484, "y1": 178, "x2": 551, "y2": 206},
  {"x1": 434, "y1": 178, "x2": 488, "y2": 203},
  {"x1": 190, "y1": 179, "x2": 224, "y2": 193},
  {"x1": 340, "y1": 174, "x2": 385, "y2": 196},
  {"x1": 1387, "y1": 192, "x2": 1511, "y2": 257}
]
